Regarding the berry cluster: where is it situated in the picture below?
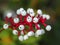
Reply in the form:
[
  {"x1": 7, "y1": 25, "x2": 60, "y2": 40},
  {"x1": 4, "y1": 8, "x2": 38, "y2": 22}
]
[{"x1": 3, "y1": 8, "x2": 51, "y2": 41}]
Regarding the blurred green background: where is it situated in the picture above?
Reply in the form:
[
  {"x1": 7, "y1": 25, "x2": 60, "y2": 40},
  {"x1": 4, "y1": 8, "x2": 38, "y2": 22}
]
[{"x1": 0, "y1": 0, "x2": 60, "y2": 45}]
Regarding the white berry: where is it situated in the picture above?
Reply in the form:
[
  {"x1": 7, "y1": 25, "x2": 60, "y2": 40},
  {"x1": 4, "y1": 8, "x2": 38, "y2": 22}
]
[
  {"x1": 21, "y1": 31, "x2": 24, "y2": 35},
  {"x1": 19, "y1": 25, "x2": 25, "y2": 30},
  {"x1": 18, "y1": 35, "x2": 24, "y2": 41},
  {"x1": 3, "y1": 24, "x2": 9, "y2": 29},
  {"x1": 35, "y1": 29, "x2": 45, "y2": 37},
  {"x1": 46, "y1": 25, "x2": 51, "y2": 31},
  {"x1": 37, "y1": 9, "x2": 42, "y2": 15},
  {"x1": 33, "y1": 17, "x2": 39, "y2": 23},
  {"x1": 16, "y1": 9, "x2": 20, "y2": 15},
  {"x1": 13, "y1": 17, "x2": 19, "y2": 23},
  {"x1": 6, "y1": 12, "x2": 12, "y2": 18},
  {"x1": 13, "y1": 30, "x2": 18, "y2": 35},
  {"x1": 27, "y1": 16, "x2": 32, "y2": 22},
  {"x1": 20, "y1": 8, "x2": 24, "y2": 12},
  {"x1": 27, "y1": 31, "x2": 34, "y2": 36},
  {"x1": 21, "y1": 10, "x2": 26, "y2": 16},
  {"x1": 27, "y1": 8, "x2": 31, "y2": 14},
  {"x1": 45, "y1": 15, "x2": 50, "y2": 20},
  {"x1": 42, "y1": 14, "x2": 46, "y2": 19},
  {"x1": 24, "y1": 35, "x2": 28, "y2": 40},
  {"x1": 29, "y1": 8, "x2": 35, "y2": 17}
]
